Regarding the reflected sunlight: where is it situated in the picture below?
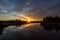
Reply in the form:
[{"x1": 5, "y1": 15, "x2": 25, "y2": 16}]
[{"x1": 19, "y1": 23, "x2": 33, "y2": 29}]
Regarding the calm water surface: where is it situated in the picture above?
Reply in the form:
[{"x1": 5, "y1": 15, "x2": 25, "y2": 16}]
[{"x1": 0, "y1": 23, "x2": 60, "y2": 40}]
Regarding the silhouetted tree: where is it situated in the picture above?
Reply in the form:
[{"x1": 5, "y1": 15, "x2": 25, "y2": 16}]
[{"x1": 41, "y1": 16, "x2": 60, "y2": 31}]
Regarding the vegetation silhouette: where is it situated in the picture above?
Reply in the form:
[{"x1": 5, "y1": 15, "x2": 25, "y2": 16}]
[
  {"x1": 0, "y1": 19, "x2": 30, "y2": 35},
  {"x1": 41, "y1": 16, "x2": 60, "y2": 31}
]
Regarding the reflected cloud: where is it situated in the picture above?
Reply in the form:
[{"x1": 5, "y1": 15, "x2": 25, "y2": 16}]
[{"x1": 19, "y1": 23, "x2": 34, "y2": 29}]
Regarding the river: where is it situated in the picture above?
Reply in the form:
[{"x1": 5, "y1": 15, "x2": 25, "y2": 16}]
[{"x1": 0, "y1": 23, "x2": 60, "y2": 40}]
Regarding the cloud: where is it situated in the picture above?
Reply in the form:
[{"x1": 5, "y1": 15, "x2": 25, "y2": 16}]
[
  {"x1": 0, "y1": 0, "x2": 17, "y2": 13},
  {"x1": 0, "y1": 0, "x2": 60, "y2": 20},
  {"x1": 1, "y1": 10, "x2": 8, "y2": 13},
  {"x1": 15, "y1": 0, "x2": 60, "y2": 16}
]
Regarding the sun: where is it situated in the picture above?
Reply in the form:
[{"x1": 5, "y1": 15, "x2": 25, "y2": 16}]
[{"x1": 27, "y1": 19, "x2": 31, "y2": 22}]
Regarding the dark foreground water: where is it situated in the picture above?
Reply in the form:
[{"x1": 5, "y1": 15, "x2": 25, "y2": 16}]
[{"x1": 0, "y1": 23, "x2": 60, "y2": 40}]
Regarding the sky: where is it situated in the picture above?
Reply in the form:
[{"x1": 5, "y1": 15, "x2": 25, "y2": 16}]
[{"x1": 0, "y1": 0, "x2": 60, "y2": 21}]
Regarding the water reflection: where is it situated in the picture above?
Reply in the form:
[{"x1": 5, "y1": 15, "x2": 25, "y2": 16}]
[
  {"x1": 2, "y1": 23, "x2": 41, "y2": 35},
  {"x1": 19, "y1": 23, "x2": 40, "y2": 28},
  {"x1": 3, "y1": 23, "x2": 39, "y2": 33},
  {"x1": 1, "y1": 23, "x2": 60, "y2": 40},
  {"x1": 19, "y1": 23, "x2": 34, "y2": 29}
]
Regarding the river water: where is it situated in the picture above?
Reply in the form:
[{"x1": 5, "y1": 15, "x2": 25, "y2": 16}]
[{"x1": 0, "y1": 23, "x2": 60, "y2": 40}]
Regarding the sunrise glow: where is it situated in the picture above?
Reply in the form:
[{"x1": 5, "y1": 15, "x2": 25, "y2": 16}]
[
  {"x1": 17, "y1": 14, "x2": 36, "y2": 22},
  {"x1": 27, "y1": 19, "x2": 31, "y2": 22}
]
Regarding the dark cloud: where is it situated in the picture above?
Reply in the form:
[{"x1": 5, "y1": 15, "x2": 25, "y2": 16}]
[
  {"x1": 16, "y1": 0, "x2": 60, "y2": 17},
  {"x1": 0, "y1": 0, "x2": 60, "y2": 20}
]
